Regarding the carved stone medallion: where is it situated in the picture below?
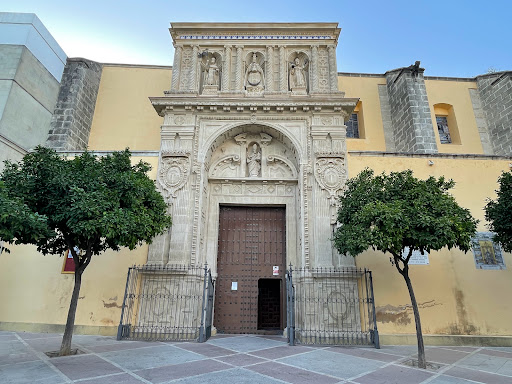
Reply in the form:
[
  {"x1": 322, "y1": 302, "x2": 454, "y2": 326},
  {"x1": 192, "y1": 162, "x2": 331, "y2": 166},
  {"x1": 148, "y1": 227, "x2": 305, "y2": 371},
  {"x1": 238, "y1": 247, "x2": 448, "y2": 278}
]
[
  {"x1": 314, "y1": 157, "x2": 346, "y2": 204},
  {"x1": 158, "y1": 156, "x2": 190, "y2": 199}
]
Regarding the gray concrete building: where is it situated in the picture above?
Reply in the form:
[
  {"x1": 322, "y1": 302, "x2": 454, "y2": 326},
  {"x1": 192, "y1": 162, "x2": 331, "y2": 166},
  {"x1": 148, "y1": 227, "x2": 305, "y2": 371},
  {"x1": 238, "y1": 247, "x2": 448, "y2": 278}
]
[{"x1": 0, "y1": 13, "x2": 66, "y2": 168}]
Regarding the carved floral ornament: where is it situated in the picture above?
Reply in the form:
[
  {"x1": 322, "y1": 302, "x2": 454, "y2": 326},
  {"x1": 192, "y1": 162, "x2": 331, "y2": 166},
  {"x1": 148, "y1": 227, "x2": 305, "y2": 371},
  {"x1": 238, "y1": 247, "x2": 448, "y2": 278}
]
[
  {"x1": 314, "y1": 157, "x2": 347, "y2": 205},
  {"x1": 158, "y1": 155, "x2": 191, "y2": 200}
]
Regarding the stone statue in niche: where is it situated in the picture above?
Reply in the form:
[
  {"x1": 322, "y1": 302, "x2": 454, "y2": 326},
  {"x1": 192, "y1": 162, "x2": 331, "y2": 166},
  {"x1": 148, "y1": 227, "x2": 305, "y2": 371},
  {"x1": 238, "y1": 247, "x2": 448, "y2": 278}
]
[
  {"x1": 247, "y1": 143, "x2": 261, "y2": 177},
  {"x1": 245, "y1": 53, "x2": 265, "y2": 96},
  {"x1": 201, "y1": 55, "x2": 220, "y2": 94},
  {"x1": 289, "y1": 56, "x2": 308, "y2": 94}
]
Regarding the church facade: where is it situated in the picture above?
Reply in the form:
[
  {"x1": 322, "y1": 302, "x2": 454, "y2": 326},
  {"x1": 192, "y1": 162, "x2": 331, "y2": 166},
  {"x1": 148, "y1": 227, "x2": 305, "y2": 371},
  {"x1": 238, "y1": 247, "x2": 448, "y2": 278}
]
[{"x1": 1, "y1": 21, "x2": 511, "y2": 345}]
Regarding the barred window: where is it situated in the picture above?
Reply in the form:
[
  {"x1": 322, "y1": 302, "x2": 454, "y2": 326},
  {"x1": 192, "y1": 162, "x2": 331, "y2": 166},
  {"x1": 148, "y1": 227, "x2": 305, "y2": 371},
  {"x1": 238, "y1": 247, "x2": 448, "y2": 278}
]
[
  {"x1": 436, "y1": 115, "x2": 452, "y2": 144},
  {"x1": 346, "y1": 113, "x2": 360, "y2": 138}
]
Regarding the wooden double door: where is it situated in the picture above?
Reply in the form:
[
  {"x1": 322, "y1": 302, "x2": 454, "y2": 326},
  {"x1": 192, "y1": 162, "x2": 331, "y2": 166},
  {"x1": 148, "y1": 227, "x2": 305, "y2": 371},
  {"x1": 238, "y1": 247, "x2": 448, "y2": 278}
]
[{"x1": 214, "y1": 206, "x2": 286, "y2": 333}]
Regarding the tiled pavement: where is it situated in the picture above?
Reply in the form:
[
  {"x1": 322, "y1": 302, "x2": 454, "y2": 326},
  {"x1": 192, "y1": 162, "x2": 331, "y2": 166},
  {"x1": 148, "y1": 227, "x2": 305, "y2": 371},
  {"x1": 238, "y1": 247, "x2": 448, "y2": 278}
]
[{"x1": 1, "y1": 331, "x2": 512, "y2": 383}]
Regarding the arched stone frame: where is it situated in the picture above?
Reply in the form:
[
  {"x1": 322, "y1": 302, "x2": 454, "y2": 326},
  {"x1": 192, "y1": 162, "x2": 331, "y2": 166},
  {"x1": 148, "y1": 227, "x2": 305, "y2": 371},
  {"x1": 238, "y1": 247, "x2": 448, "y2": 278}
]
[{"x1": 195, "y1": 121, "x2": 307, "y2": 276}]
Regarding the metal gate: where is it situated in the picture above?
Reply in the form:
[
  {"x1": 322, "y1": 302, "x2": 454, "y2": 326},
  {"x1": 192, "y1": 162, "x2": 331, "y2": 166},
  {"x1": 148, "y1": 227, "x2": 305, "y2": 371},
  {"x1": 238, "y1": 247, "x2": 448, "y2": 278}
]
[
  {"x1": 286, "y1": 265, "x2": 380, "y2": 348},
  {"x1": 117, "y1": 264, "x2": 214, "y2": 342}
]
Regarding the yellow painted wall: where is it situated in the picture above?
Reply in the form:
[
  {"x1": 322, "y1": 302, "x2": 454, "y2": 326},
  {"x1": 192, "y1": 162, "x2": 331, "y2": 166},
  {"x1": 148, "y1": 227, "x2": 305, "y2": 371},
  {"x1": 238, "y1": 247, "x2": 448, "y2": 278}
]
[
  {"x1": 88, "y1": 65, "x2": 171, "y2": 151},
  {"x1": 348, "y1": 154, "x2": 512, "y2": 336},
  {"x1": 0, "y1": 156, "x2": 158, "y2": 331},
  {"x1": 338, "y1": 75, "x2": 387, "y2": 151},
  {"x1": 425, "y1": 79, "x2": 484, "y2": 154}
]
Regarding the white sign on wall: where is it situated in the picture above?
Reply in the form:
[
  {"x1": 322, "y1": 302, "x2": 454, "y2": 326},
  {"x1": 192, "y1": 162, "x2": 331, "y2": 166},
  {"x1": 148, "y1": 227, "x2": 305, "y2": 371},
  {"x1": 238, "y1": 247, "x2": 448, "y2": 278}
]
[
  {"x1": 273, "y1": 266, "x2": 280, "y2": 276},
  {"x1": 402, "y1": 247, "x2": 429, "y2": 265}
]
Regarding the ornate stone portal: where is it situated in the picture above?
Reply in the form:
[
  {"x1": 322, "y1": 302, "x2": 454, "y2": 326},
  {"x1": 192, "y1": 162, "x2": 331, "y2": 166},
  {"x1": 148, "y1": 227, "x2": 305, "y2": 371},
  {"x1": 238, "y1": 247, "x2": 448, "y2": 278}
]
[
  {"x1": 146, "y1": 23, "x2": 359, "y2": 337},
  {"x1": 149, "y1": 22, "x2": 358, "y2": 268}
]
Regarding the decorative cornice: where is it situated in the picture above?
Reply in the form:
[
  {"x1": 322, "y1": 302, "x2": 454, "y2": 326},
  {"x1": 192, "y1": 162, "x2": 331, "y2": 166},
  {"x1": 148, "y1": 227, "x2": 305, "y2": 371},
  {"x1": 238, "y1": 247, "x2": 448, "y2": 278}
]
[{"x1": 151, "y1": 96, "x2": 358, "y2": 116}]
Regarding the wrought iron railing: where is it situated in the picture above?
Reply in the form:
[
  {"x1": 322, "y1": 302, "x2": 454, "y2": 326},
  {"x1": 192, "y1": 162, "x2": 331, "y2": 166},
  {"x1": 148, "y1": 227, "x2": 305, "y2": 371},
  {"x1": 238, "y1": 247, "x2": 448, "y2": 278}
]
[
  {"x1": 286, "y1": 266, "x2": 380, "y2": 348},
  {"x1": 117, "y1": 264, "x2": 214, "y2": 342}
]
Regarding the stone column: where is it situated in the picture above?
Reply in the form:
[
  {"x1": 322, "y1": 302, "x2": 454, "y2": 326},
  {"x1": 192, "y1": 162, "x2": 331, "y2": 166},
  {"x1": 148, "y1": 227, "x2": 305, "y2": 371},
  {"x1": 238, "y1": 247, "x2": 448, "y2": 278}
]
[
  {"x1": 222, "y1": 45, "x2": 232, "y2": 91},
  {"x1": 266, "y1": 45, "x2": 274, "y2": 92},
  {"x1": 279, "y1": 46, "x2": 287, "y2": 92},
  {"x1": 171, "y1": 45, "x2": 182, "y2": 91},
  {"x1": 328, "y1": 45, "x2": 338, "y2": 92},
  {"x1": 189, "y1": 45, "x2": 199, "y2": 92},
  {"x1": 310, "y1": 45, "x2": 318, "y2": 93},
  {"x1": 235, "y1": 45, "x2": 243, "y2": 91}
]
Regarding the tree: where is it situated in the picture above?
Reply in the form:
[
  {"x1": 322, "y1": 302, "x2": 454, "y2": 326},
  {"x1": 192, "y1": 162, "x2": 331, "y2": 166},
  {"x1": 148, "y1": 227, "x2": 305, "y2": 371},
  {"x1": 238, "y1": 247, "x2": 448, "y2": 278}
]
[
  {"x1": 333, "y1": 169, "x2": 477, "y2": 369},
  {"x1": 1, "y1": 147, "x2": 172, "y2": 356},
  {"x1": 485, "y1": 171, "x2": 512, "y2": 252},
  {"x1": 0, "y1": 181, "x2": 54, "y2": 254}
]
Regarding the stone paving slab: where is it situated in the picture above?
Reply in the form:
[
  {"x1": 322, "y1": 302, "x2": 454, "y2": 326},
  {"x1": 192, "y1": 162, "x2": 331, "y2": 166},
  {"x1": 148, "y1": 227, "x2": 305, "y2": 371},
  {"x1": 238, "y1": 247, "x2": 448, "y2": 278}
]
[
  {"x1": 51, "y1": 353, "x2": 123, "y2": 380},
  {"x1": 0, "y1": 332, "x2": 511, "y2": 383}
]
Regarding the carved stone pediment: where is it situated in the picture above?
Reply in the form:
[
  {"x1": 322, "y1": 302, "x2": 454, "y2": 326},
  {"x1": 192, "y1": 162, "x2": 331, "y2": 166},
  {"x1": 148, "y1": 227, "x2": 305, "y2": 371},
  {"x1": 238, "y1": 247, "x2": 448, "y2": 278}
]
[{"x1": 209, "y1": 154, "x2": 241, "y2": 178}]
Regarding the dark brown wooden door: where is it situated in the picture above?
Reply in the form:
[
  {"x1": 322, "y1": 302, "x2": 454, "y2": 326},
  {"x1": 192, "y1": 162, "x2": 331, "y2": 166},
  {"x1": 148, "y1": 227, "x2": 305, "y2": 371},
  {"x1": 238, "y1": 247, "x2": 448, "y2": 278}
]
[{"x1": 215, "y1": 206, "x2": 286, "y2": 333}]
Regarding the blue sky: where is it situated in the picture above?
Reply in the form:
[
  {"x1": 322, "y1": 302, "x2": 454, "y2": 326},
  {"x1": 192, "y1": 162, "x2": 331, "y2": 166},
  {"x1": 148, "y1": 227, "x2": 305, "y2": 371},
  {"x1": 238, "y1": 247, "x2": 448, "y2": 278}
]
[{"x1": 4, "y1": 0, "x2": 511, "y2": 77}]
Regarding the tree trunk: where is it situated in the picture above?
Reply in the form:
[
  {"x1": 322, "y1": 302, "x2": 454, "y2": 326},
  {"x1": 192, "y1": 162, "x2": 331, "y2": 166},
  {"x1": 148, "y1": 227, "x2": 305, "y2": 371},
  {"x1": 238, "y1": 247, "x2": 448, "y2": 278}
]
[
  {"x1": 59, "y1": 270, "x2": 83, "y2": 356},
  {"x1": 402, "y1": 270, "x2": 426, "y2": 369}
]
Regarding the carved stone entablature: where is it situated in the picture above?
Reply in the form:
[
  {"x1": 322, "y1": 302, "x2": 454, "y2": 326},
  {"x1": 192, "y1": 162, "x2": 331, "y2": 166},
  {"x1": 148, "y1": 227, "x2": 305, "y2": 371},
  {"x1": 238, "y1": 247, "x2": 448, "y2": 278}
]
[
  {"x1": 210, "y1": 180, "x2": 297, "y2": 197},
  {"x1": 314, "y1": 157, "x2": 347, "y2": 206},
  {"x1": 161, "y1": 149, "x2": 191, "y2": 158},
  {"x1": 158, "y1": 155, "x2": 191, "y2": 200},
  {"x1": 151, "y1": 98, "x2": 358, "y2": 117}
]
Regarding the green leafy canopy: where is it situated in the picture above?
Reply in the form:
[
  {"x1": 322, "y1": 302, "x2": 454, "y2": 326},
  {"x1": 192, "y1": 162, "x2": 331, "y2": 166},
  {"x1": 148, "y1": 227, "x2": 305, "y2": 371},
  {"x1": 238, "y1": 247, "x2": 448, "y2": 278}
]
[
  {"x1": 1, "y1": 146, "x2": 172, "y2": 258},
  {"x1": 485, "y1": 171, "x2": 512, "y2": 252},
  {"x1": 333, "y1": 169, "x2": 478, "y2": 259}
]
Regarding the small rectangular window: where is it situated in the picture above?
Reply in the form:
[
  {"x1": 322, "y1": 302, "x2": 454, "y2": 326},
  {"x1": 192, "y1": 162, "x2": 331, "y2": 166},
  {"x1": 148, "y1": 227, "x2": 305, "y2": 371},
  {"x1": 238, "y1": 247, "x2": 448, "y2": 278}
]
[
  {"x1": 346, "y1": 113, "x2": 360, "y2": 138},
  {"x1": 436, "y1": 116, "x2": 452, "y2": 144}
]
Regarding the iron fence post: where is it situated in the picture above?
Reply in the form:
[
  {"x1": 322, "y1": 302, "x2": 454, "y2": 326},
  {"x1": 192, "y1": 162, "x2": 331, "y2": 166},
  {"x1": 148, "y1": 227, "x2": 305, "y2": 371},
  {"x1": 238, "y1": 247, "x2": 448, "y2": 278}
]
[
  {"x1": 287, "y1": 264, "x2": 295, "y2": 346},
  {"x1": 198, "y1": 263, "x2": 208, "y2": 343},
  {"x1": 368, "y1": 270, "x2": 380, "y2": 349},
  {"x1": 117, "y1": 266, "x2": 132, "y2": 340}
]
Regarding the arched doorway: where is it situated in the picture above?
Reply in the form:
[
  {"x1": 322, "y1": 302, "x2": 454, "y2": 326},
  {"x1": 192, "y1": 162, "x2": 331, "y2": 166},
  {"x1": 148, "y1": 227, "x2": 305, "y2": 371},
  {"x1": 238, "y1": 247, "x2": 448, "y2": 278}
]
[{"x1": 202, "y1": 123, "x2": 301, "y2": 333}]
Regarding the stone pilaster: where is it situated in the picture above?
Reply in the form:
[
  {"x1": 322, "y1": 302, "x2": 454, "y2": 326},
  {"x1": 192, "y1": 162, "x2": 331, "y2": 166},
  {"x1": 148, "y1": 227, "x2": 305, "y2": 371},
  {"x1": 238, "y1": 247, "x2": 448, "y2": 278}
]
[
  {"x1": 222, "y1": 45, "x2": 232, "y2": 91},
  {"x1": 266, "y1": 45, "x2": 274, "y2": 92},
  {"x1": 235, "y1": 45, "x2": 243, "y2": 91},
  {"x1": 311, "y1": 45, "x2": 318, "y2": 93},
  {"x1": 189, "y1": 45, "x2": 199, "y2": 93},
  {"x1": 171, "y1": 45, "x2": 182, "y2": 91},
  {"x1": 385, "y1": 65, "x2": 438, "y2": 154},
  {"x1": 46, "y1": 58, "x2": 102, "y2": 151},
  {"x1": 279, "y1": 46, "x2": 287, "y2": 92},
  {"x1": 476, "y1": 71, "x2": 512, "y2": 156},
  {"x1": 328, "y1": 45, "x2": 338, "y2": 92}
]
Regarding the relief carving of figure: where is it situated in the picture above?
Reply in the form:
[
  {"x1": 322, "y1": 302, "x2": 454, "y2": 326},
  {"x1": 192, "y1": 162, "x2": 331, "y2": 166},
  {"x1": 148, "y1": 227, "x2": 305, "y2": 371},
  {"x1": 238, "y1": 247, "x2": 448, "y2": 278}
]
[
  {"x1": 245, "y1": 53, "x2": 265, "y2": 95},
  {"x1": 201, "y1": 56, "x2": 220, "y2": 87},
  {"x1": 289, "y1": 57, "x2": 309, "y2": 90},
  {"x1": 247, "y1": 143, "x2": 261, "y2": 177}
]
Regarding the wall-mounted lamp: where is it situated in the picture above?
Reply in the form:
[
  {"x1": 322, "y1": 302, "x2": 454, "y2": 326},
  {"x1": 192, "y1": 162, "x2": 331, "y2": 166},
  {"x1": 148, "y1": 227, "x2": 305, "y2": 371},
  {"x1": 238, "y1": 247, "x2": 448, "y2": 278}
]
[{"x1": 428, "y1": 160, "x2": 434, "y2": 166}]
